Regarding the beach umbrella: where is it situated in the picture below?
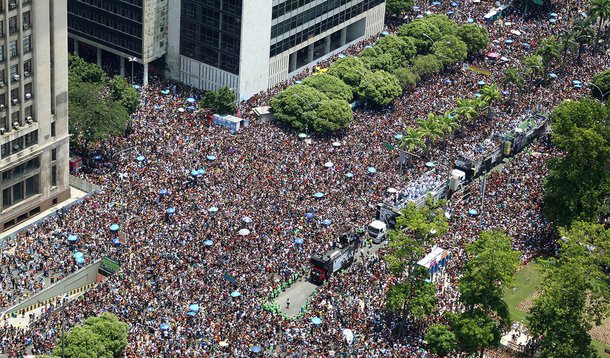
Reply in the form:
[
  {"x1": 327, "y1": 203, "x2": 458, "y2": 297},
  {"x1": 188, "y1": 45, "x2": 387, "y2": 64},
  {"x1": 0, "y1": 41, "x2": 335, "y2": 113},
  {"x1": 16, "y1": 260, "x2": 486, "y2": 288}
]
[
  {"x1": 332, "y1": 141, "x2": 341, "y2": 147},
  {"x1": 451, "y1": 1, "x2": 458, "y2": 6},
  {"x1": 133, "y1": 84, "x2": 141, "y2": 90},
  {"x1": 549, "y1": 73, "x2": 558, "y2": 79},
  {"x1": 367, "y1": 167, "x2": 377, "y2": 174},
  {"x1": 431, "y1": 1, "x2": 440, "y2": 5},
  {"x1": 467, "y1": 18, "x2": 474, "y2": 23},
  {"x1": 187, "y1": 311, "x2": 197, "y2": 317},
  {"x1": 166, "y1": 207, "x2": 176, "y2": 215},
  {"x1": 550, "y1": 12, "x2": 558, "y2": 17},
  {"x1": 425, "y1": 161, "x2": 436, "y2": 168},
  {"x1": 314, "y1": 192, "x2": 324, "y2": 198},
  {"x1": 136, "y1": 155, "x2": 145, "y2": 162},
  {"x1": 486, "y1": 52, "x2": 500, "y2": 59},
  {"x1": 219, "y1": 341, "x2": 229, "y2": 347},
  {"x1": 468, "y1": 209, "x2": 478, "y2": 216},
  {"x1": 294, "y1": 237, "x2": 304, "y2": 245},
  {"x1": 501, "y1": 90, "x2": 510, "y2": 95},
  {"x1": 191, "y1": 169, "x2": 200, "y2": 177},
  {"x1": 475, "y1": 92, "x2": 482, "y2": 98},
  {"x1": 311, "y1": 317, "x2": 322, "y2": 325},
  {"x1": 295, "y1": 80, "x2": 302, "y2": 84},
  {"x1": 338, "y1": 54, "x2": 346, "y2": 58},
  {"x1": 230, "y1": 291, "x2": 241, "y2": 298},
  {"x1": 112, "y1": 237, "x2": 121, "y2": 245},
  {"x1": 187, "y1": 97, "x2": 196, "y2": 103},
  {"x1": 110, "y1": 224, "x2": 120, "y2": 232},
  {"x1": 477, "y1": 80, "x2": 486, "y2": 86},
  {"x1": 204, "y1": 239, "x2": 213, "y2": 247},
  {"x1": 505, "y1": 39, "x2": 514, "y2": 44},
  {"x1": 549, "y1": 18, "x2": 556, "y2": 23},
  {"x1": 242, "y1": 216, "x2": 253, "y2": 223},
  {"x1": 381, "y1": 31, "x2": 389, "y2": 36},
  {"x1": 207, "y1": 155, "x2": 216, "y2": 161},
  {"x1": 364, "y1": 45, "x2": 372, "y2": 49},
  {"x1": 446, "y1": 10, "x2": 454, "y2": 15},
  {"x1": 159, "y1": 189, "x2": 169, "y2": 195},
  {"x1": 92, "y1": 155, "x2": 102, "y2": 161},
  {"x1": 160, "y1": 89, "x2": 170, "y2": 95},
  {"x1": 189, "y1": 304, "x2": 200, "y2": 312},
  {"x1": 324, "y1": 161, "x2": 333, "y2": 168},
  {"x1": 238, "y1": 228, "x2": 250, "y2": 236},
  {"x1": 187, "y1": 106, "x2": 196, "y2": 111},
  {"x1": 322, "y1": 219, "x2": 332, "y2": 226},
  {"x1": 67, "y1": 234, "x2": 78, "y2": 242},
  {"x1": 160, "y1": 323, "x2": 170, "y2": 330},
  {"x1": 306, "y1": 212, "x2": 314, "y2": 219},
  {"x1": 500, "y1": 56, "x2": 509, "y2": 62},
  {"x1": 387, "y1": 188, "x2": 398, "y2": 194},
  {"x1": 178, "y1": 107, "x2": 185, "y2": 113},
  {"x1": 208, "y1": 206, "x2": 218, "y2": 213},
  {"x1": 298, "y1": 133, "x2": 307, "y2": 139},
  {"x1": 394, "y1": 134, "x2": 403, "y2": 140},
  {"x1": 345, "y1": 172, "x2": 354, "y2": 178},
  {"x1": 251, "y1": 346, "x2": 262, "y2": 353}
]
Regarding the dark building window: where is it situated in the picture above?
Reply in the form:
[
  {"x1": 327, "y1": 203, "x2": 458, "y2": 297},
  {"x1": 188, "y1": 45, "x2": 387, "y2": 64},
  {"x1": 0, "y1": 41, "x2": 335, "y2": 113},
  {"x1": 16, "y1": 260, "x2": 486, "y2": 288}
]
[
  {"x1": 270, "y1": 0, "x2": 384, "y2": 57},
  {"x1": 180, "y1": 0, "x2": 242, "y2": 75}
]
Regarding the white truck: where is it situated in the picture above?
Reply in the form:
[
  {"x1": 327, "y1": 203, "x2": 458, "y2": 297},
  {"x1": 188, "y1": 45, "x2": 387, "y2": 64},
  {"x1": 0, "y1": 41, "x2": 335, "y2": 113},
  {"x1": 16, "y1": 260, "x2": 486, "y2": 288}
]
[{"x1": 368, "y1": 220, "x2": 388, "y2": 244}]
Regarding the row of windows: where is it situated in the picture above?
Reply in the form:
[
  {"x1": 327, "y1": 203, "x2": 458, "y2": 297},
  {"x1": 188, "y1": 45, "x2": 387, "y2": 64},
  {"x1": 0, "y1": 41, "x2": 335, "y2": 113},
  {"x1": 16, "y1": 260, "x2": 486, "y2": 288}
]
[
  {"x1": 271, "y1": 0, "x2": 354, "y2": 38},
  {"x1": 0, "y1": 12, "x2": 31, "y2": 37},
  {"x1": 0, "y1": 0, "x2": 32, "y2": 13},
  {"x1": 181, "y1": 0, "x2": 242, "y2": 16},
  {"x1": 2, "y1": 174, "x2": 39, "y2": 209},
  {"x1": 180, "y1": 10, "x2": 241, "y2": 37},
  {"x1": 0, "y1": 130, "x2": 37, "y2": 158},
  {"x1": 0, "y1": 36, "x2": 32, "y2": 62},
  {"x1": 1, "y1": 156, "x2": 38, "y2": 185},
  {"x1": 69, "y1": 18, "x2": 142, "y2": 55},
  {"x1": 68, "y1": 4, "x2": 142, "y2": 37},
  {"x1": 67, "y1": 0, "x2": 143, "y2": 22},
  {"x1": 0, "y1": 106, "x2": 34, "y2": 131},
  {"x1": 270, "y1": 0, "x2": 383, "y2": 56},
  {"x1": 180, "y1": 40, "x2": 240, "y2": 74},
  {"x1": 272, "y1": 0, "x2": 316, "y2": 20}
]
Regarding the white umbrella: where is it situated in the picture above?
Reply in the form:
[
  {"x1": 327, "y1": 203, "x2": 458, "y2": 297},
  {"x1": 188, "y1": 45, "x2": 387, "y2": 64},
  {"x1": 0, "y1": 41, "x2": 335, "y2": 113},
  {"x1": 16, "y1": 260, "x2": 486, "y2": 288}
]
[
  {"x1": 178, "y1": 107, "x2": 185, "y2": 113},
  {"x1": 342, "y1": 329, "x2": 354, "y2": 345},
  {"x1": 387, "y1": 188, "x2": 397, "y2": 194},
  {"x1": 238, "y1": 228, "x2": 250, "y2": 236},
  {"x1": 324, "y1": 161, "x2": 333, "y2": 168},
  {"x1": 332, "y1": 141, "x2": 341, "y2": 147}
]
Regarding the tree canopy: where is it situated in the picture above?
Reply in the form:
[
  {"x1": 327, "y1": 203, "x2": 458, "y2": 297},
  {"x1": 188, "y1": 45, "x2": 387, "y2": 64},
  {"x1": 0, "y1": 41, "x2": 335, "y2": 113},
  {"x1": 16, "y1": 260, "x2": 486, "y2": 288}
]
[
  {"x1": 385, "y1": 0, "x2": 415, "y2": 17},
  {"x1": 270, "y1": 85, "x2": 329, "y2": 132},
  {"x1": 425, "y1": 325, "x2": 458, "y2": 357},
  {"x1": 543, "y1": 98, "x2": 610, "y2": 226},
  {"x1": 591, "y1": 69, "x2": 610, "y2": 101},
  {"x1": 411, "y1": 54, "x2": 444, "y2": 77},
  {"x1": 312, "y1": 98, "x2": 353, "y2": 132},
  {"x1": 358, "y1": 70, "x2": 403, "y2": 106},
  {"x1": 397, "y1": 19, "x2": 442, "y2": 54},
  {"x1": 432, "y1": 35, "x2": 469, "y2": 66},
  {"x1": 302, "y1": 73, "x2": 353, "y2": 102},
  {"x1": 327, "y1": 56, "x2": 371, "y2": 93},
  {"x1": 457, "y1": 23, "x2": 490, "y2": 55},
  {"x1": 199, "y1": 87, "x2": 237, "y2": 115}
]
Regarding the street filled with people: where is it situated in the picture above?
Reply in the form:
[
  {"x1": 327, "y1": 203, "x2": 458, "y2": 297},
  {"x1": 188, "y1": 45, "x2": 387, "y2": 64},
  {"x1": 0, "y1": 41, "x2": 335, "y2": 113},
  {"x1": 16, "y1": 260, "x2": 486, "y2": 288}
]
[{"x1": 0, "y1": 0, "x2": 607, "y2": 356}]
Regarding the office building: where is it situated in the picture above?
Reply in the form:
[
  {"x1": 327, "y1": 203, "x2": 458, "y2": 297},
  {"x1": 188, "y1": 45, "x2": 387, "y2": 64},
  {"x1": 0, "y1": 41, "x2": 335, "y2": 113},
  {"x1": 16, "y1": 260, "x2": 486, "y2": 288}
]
[
  {"x1": 167, "y1": 0, "x2": 386, "y2": 100},
  {"x1": 0, "y1": 0, "x2": 70, "y2": 232},
  {"x1": 67, "y1": 0, "x2": 168, "y2": 85}
]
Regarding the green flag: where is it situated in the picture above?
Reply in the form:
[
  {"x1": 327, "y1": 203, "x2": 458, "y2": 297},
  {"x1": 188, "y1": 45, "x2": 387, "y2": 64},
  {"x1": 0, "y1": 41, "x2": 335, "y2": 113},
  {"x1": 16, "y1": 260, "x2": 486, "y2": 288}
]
[{"x1": 384, "y1": 142, "x2": 395, "y2": 151}]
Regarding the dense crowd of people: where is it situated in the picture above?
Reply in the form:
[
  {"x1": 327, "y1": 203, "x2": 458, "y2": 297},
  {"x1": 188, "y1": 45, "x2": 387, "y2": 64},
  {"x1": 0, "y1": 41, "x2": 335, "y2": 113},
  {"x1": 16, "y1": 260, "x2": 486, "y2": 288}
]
[{"x1": 0, "y1": 0, "x2": 606, "y2": 356}]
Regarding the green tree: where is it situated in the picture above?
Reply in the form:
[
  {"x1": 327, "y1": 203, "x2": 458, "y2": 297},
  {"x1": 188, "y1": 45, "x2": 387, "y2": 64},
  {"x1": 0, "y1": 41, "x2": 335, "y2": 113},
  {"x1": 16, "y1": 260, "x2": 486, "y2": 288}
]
[
  {"x1": 398, "y1": 126, "x2": 425, "y2": 152},
  {"x1": 54, "y1": 326, "x2": 112, "y2": 358},
  {"x1": 529, "y1": 222, "x2": 610, "y2": 358},
  {"x1": 82, "y1": 312, "x2": 129, "y2": 358},
  {"x1": 411, "y1": 55, "x2": 444, "y2": 77},
  {"x1": 302, "y1": 73, "x2": 353, "y2": 102},
  {"x1": 431, "y1": 35, "x2": 469, "y2": 66},
  {"x1": 327, "y1": 56, "x2": 370, "y2": 94},
  {"x1": 385, "y1": 0, "x2": 415, "y2": 17},
  {"x1": 478, "y1": 84, "x2": 502, "y2": 108},
  {"x1": 559, "y1": 29, "x2": 579, "y2": 62},
  {"x1": 393, "y1": 67, "x2": 420, "y2": 89},
  {"x1": 455, "y1": 98, "x2": 480, "y2": 123},
  {"x1": 502, "y1": 67, "x2": 525, "y2": 93},
  {"x1": 572, "y1": 19, "x2": 594, "y2": 62},
  {"x1": 397, "y1": 19, "x2": 442, "y2": 54},
  {"x1": 109, "y1": 76, "x2": 139, "y2": 114},
  {"x1": 362, "y1": 52, "x2": 401, "y2": 72},
  {"x1": 425, "y1": 325, "x2": 458, "y2": 357},
  {"x1": 358, "y1": 70, "x2": 402, "y2": 106},
  {"x1": 524, "y1": 54, "x2": 545, "y2": 79},
  {"x1": 68, "y1": 54, "x2": 107, "y2": 84},
  {"x1": 424, "y1": 14, "x2": 458, "y2": 36},
  {"x1": 199, "y1": 86, "x2": 237, "y2": 115},
  {"x1": 437, "y1": 111, "x2": 459, "y2": 139},
  {"x1": 312, "y1": 98, "x2": 353, "y2": 133},
  {"x1": 417, "y1": 114, "x2": 445, "y2": 154},
  {"x1": 543, "y1": 98, "x2": 610, "y2": 226},
  {"x1": 448, "y1": 310, "x2": 502, "y2": 358},
  {"x1": 375, "y1": 34, "x2": 418, "y2": 65},
  {"x1": 589, "y1": 0, "x2": 610, "y2": 52},
  {"x1": 396, "y1": 198, "x2": 448, "y2": 240},
  {"x1": 536, "y1": 37, "x2": 562, "y2": 72},
  {"x1": 457, "y1": 23, "x2": 490, "y2": 56},
  {"x1": 270, "y1": 85, "x2": 329, "y2": 132},
  {"x1": 591, "y1": 69, "x2": 610, "y2": 101}
]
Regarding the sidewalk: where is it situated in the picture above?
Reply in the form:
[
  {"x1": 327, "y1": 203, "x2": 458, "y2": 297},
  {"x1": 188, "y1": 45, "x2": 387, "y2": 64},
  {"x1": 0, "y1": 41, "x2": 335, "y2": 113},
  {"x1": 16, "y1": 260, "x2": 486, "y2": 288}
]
[{"x1": 1, "y1": 187, "x2": 88, "y2": 243}]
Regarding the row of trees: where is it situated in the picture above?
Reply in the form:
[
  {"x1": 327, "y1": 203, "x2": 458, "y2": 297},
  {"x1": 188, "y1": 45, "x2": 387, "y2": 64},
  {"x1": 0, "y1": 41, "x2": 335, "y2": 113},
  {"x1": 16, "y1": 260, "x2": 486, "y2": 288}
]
[
  {"x1": 384, "y1": 199, "x2": 521, "y2": 357},
  {"x1": 271, "y1": 15, "x2": 489, "y2": 134},
  {"x1": 398, "y1": 84, "x2": 503, "y2": 156},
  {"x1": 68, "y1": 54, "x2": 139, "y2": 152}
]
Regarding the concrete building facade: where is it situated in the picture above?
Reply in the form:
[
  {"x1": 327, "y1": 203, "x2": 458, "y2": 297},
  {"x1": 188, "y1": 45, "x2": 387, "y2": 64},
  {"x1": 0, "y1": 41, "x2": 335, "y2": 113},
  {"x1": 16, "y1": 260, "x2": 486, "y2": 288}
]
[
  {"x1": 0, "y1": 0, "x2": 70, "y2": 232},
  {"x1": 67, "y1": 0, "x2": 168, "y2": 85},
  {"x1": 167, "y1": 0, "x2": 386, "y2": 100}
]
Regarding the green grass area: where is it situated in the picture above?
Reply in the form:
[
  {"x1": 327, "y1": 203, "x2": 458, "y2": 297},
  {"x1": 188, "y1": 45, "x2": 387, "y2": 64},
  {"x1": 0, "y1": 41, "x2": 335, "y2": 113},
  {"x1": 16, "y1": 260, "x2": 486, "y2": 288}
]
[
  {"x1": 503, "y1": 260, "x2": 544, "y2": 323},
  {"x1": 592, "y1": 339, "x2": 610, "y2": 356}
]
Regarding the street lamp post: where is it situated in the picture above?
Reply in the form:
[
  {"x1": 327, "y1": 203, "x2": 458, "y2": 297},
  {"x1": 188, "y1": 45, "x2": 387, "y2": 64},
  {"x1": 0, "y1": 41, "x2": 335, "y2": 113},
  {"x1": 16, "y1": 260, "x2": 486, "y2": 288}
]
[
  {"x1": 128, "y1": 57, "x2": 138, "y2": 85},
  {"x1": 589, "y1": 82, "x2": 610, "y2": 105}
]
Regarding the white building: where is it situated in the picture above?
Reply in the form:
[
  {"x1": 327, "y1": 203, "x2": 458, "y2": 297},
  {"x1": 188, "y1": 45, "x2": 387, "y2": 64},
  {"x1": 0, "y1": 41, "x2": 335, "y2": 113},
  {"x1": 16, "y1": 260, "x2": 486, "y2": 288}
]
[
  {"x1": 167, "y1": 0, "x2": 386, "y2": 100},
  {"x1": 0, "y1": 0, "x2": 70, "y2": 231}
]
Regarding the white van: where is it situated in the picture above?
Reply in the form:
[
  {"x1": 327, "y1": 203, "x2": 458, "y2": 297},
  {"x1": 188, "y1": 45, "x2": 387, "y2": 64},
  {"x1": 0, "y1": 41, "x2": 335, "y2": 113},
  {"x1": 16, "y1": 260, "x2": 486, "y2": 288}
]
[{"x1": 368, "y1": 220, "x2": 388, "y2": 244}]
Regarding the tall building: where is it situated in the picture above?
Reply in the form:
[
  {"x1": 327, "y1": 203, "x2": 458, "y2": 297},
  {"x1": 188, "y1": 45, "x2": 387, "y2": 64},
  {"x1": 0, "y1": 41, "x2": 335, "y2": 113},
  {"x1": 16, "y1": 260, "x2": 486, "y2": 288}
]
[
  {"x1": 0, "y1": 0, "x2": 70, "y2": 232},
  {"x1": 166, "y1": 0, "x2": 386, "y2": 100},
  {"x1": 67, "y1": 0, "x2": 168, "y2": 85}
]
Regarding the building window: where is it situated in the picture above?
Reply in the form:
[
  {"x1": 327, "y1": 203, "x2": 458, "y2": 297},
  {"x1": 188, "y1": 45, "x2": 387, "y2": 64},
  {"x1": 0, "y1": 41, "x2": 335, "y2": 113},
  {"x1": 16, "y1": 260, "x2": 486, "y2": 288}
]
[
  {"x1": 10, "y1": 65, "x2": 17, "y2": 76},
  {"x1": 2, "y1": 188, "x2": 10, "y2": 208},
  {"x1": 24, "y1": 130, "x2": 37, "y2": 147},
  {"x1": 22, "y1": 36, "x2": 31, "y2": 53},
  {"x1": 51, "y1": 122, "x2": 56, "y2": 137},
  {"x1": 22, "y1": 12, "x2": 30, "y2": 29},
  {"x1": 51, "y1": 166, "x2": 57, "y2": 187},
  {"x1": 9, "y1": 17, "x2": 17, "y2": 34},
  {"x1": 9, "y1": 41, "x2": 18, "y2": 59},
  {"x1": 25, "y1": 175, "x2": 37, "y2": 196},
  {"x1": 51, "y1": 148, "x2": 56, "y2": 161},
  {"x1": 0, "y1": 46, "x2": 4, "y2": 63}
]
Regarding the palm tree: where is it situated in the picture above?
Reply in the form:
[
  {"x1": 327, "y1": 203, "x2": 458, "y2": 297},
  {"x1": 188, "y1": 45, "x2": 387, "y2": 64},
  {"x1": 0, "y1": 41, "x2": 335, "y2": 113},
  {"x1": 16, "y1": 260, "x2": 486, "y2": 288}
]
[
  {"x1": 524, "y1": 55, "x2": 544, "y2": 79},
  {"x1": 399, "y1": 127, "x2": 424, "y2": 152},
  {"x1": 502, "y1": 68, "x2": 525, "y2": 93},
  {"x1": 572, "y1": 19, "x2": 594, "y2": 62},
  {"x1": 559, "y1": 30, "x2": 578, "y2": 62},
  {"x1": 536, "y1": 37, "x2": 562, "y2": 72},
  {"x1": 440, "y1": 111, "x2": 459, "y2": 137},
  {"x1": 479, "y1": 84, "x2": 503, "y2": 108},
  {"x1": 455, "y1": 98, "x2": 479, "y2": 123},
  {"x1": 590, "y1": 0, "x2": 610, "y2": 51}
]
